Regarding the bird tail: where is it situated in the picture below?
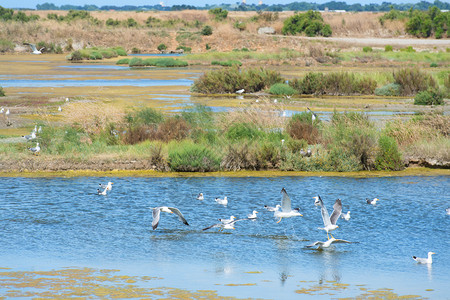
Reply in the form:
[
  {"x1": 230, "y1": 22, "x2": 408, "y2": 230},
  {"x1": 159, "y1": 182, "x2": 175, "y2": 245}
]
[{"x1": 412, "y1": 256, "x2": 417, "y2": 259}]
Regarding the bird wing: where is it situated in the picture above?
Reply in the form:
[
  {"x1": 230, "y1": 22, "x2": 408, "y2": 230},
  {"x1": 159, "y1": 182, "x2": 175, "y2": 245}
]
[
  {"x1": 306, "y1": 241, "x2": 323, "y2": 248},
  {"x1": 318, "y1": 195, "x2": 331, "y2": 227},
  {"x1": 329, "y1": 199, "x2": 342, "y2": 225},
  {"x1": 202, "y1": 223, "x2": 220, "y2": 231},
  {"x1": 280, "y1": 188, "x2": 292, "y2": 212},
  {"x1": 168, "y1": 207, "x2": 189, "y2": 226},
  {"x1": 152, "y1": 208, "x2": 161, "y2": 230},
  {"x1": 333, "y1": 239, "x2": 352, "y2": 244},
  {"x1": 24, "y1": 43, "x2": 37, "y2": 52}
]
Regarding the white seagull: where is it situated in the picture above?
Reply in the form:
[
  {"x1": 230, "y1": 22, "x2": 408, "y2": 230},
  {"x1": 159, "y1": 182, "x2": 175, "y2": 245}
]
[
  {"x1": 97, "y1": 187, "x2": 108, "y2": 196},
  {"x1": 274, "y1": 188, "x2": 303, "y2": 223},
  {"x1": 215, "y1": 196, "x2": 228, "y2": 206},
  {"x1": 412, "y1": 252, "x2": 436, "y2": 264},
  {"x1": 235, "y1": 89, "x2": 245, "y2": 94},
  {"x1": 151, "y1": 206, "x2": 189, "y2": 230},
  {"x1": 0, "y1": 107, "x2": 4, "y2": 114},
  {"x1": 28, "y1": 142, "x2": 40, "y2": 155},
  {"x1": 99, "y1": 182, "x2": 113, "y2": 191},
  {"x1": 306, "y1": 237, "x2": 352, "y2": 250},
  {"x1": 313, "y1": 196, "x2": 321, "y2": 206},
  {"x1": 196, "y1": 193, "x2": 204, "y2": 200},
  {"x1": 307, "y1": 107, "x2": 317, "y2": 122},
  {"x1": 58, "y1": 106, "x2": 62, "y2": 112},
  {"x1": 247, "y1": 210, "x2": 258, "y2": 219},
  {"x1": 38, "y1": 126, "x2": 42, "y2": 133},
  {"x1": 203, "y1": 216, "x2": 249, "y2": 231},
  {"x1": 24, "y1": 43, "x2": 45, "y2": 55},
  {"x1": 22, "y1": 131, "x2": 36, "y2": 141},
  {"x1": 341, "y1": 211, "x2": 351, "y2": 221},
  {"x1": 366, "y1": 198, "x2": 379, "y2": 205},
  {"x1": 445, "y1": 208, "x2": 450, "y2": 215},
  {"x1": 5, "y1": 109, "x2": 10, "y2": 116},
  {"x1": 264, "y1": 204, "x2": 281, "y2": 212},
  {"x1": 317, "y1": 196, "x2": 342, "y2": 239}
]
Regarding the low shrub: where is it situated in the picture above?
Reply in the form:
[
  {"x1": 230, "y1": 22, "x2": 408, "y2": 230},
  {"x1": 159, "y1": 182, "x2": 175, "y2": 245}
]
[
  {"x1": 226, "y1": 122, "x2": 264, "y2": 141},
  {"x1": 269, "y1": 83, "x2": 297, "y2": 95},
  {"x1": 131, "y1": 47, "x2": 140, "y2": 54},
  {"x1": 221, "y1": 143, "x2": 260, "y2": 171},
  {"x1": 393, "y1": 68, "x2": 436, "y2": 96},
  {"x1": 385, "y1": 45, "x2": 393, "y2": 52},
  {"x1": 144, "y1": 58, "x2": 188, "y2": 67},
  {"x1": 116, "y1": 58, "x2": 130, "y2": 65},
  {"x1": 192, "y1": 67, "x2": 284, "y2": 94},
  {"x1": 129, "y1": 57, "x2": 144, "y2": 67},
  {"x1": 375, "y1": 135, "x2": 404, "y2": 171},
  {"x1": 211, "y1": 60, "x2": 242, "y2": 67},
  {"x1": 89, "y1": 51, "x2": 103, "y2": 60},
  {"x1": 286, "y1": 113, "x2": 320, "y2": 144},
  {"x1": 176, "y1": 45, "x2": 191, "y2": 53},
  {"x1": 375, "y1": 83, "x2": 402, "y2": 96},
  {"x1": 324, "y1": 72, "x2": 377, "y2": 95},
  {"x1": 400, "y1": 46, "x2": 415, "y2": 52},
  {"x1": 362, "y1": 46, "x2": 373, "y2": 53},
  {"x1": 282, "y1": 10, "x2": 332, "y2": 37},
  {"x1": 0, "y1": 86, "x2": 5, "y2": 97},
  {"x1": 113, "y1": 47, "x2": 127, "y2": 56},
  {"x1": 430, "y1": 62, "x2": 438, "y2": 67},
  {"x1": 414, "y1": 89, "x2": 444, "y2": 105},
  {"x1": 157, "y1": 43, "x2": 167, "y2": 51},
  {"x1": 0, "y1": 39, "x2": 14, "y2": 52},
  {"x1": 155, "y1": 117, "x2": 190, "y2": 142},
  {"x1": 168, "y1": 141, "x2": 220, "y2": 172},
  {"x1": 68, "y1": 50, "x2": 82, "y2": 61},
  {"x1": 201, "y1": 25, "x2": 213, "y2": 36},
  {"x1": 126, "y1": 107, "x2": 164, "y2": 127},
  {"x1": 208, "y1": 8, "x2": 228, "y2": 21}
]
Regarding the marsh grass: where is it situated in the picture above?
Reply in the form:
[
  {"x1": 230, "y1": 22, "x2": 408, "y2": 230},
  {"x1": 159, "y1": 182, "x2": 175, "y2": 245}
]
[
  {"x1": 128, "y1": 57, "x2": 188, "y2": 67},
  {"x1": 168, "y1": 140, "x2": 220, "y2": 172}
]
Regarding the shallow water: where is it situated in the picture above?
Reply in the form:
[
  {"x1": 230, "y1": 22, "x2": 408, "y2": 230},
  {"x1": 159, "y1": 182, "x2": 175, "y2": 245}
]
[{"x1": 0, "y1": 176, "x2": 448, "y2": 298}]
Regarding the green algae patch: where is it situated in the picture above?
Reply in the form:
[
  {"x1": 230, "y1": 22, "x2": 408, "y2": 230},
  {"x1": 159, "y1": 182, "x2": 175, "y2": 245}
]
[{"x1": 1, "y1": 167, "x2": 448, "y2": 178}]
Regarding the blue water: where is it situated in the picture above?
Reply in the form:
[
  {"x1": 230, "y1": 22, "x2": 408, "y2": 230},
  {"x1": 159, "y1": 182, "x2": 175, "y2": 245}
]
[{"x1": 0, "y1": 176, "x2": 449, "y2": 298}]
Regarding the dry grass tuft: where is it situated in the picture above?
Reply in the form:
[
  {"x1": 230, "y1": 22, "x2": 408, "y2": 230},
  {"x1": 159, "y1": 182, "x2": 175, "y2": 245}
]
[{"x1": 61, "y1": 101, "x2": 125, "y2": 135}]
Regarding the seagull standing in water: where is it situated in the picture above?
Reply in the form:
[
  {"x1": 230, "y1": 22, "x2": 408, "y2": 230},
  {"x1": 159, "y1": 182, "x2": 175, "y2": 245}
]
[
  {"x1": 247, "y1": 210, "x2": 258, "y2": 219},
  {"x1": 215, "y1": 196, "x2": 228, "y2": 206},
  {"x1": 412, "y1": 252, "x2": 436, "y2": 264},
  {"x1": 306, "y1": 237, "x2": 352, "y2": 250},
  {"x1": 366, "y1": 198, "x2": 379, "y2": 205},
  {"x1": 151, "y1": 206, "x2": 189, "y2": 230},
  {"x1": 273, "y1": 188, "x2": 303, "y2": 223},
  {"x1": 97, "y1": 187, "x2": 108, "y2": 195},
  {"x1": 24, "y1": 43, "x2": 45, "y2": 54},
  {"x1": 317, "y1": 196, "x2": 342, "y2": 239}
]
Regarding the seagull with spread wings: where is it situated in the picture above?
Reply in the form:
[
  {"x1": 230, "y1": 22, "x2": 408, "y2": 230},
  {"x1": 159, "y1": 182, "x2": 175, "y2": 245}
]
[
  {"x1": 317, "y1": 196, "x2": 342, "y2": 239},
  {"x1": 151, "y1": 206, "x2": 189, "y2": 230},
  {"x1": 273, "y1": 188, "x2": 303, "y2": 223}
]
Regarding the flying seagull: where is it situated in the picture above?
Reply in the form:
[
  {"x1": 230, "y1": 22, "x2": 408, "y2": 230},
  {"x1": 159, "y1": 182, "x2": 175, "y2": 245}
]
[
  {"x1": 306, "y1": 237, "x2": 352, "y2": 250},
  {"x1": 23, "y1": 43, "x2": 45, "y2": 55},
  {"x1": 99, "y1": 182, "x2": 113, "y2": 191},
  {"x1": 235, "y1": 89, "x2": 245, "y2": 94},
  {"x1": 317, "y1": 196, "x2": 342, "y2": 239},
  {"x1": 412, "y1": 252, "x2": 435, "y2": 264},
  {"x1": 202, "y1": 216, "x2": 249, "y2": 231},
  {"x1": 273, "y1": 188, "x2": 302, "y2": 223},
  {"x1": 151, "y1": 206, "x2": 189, "y2": 230}
]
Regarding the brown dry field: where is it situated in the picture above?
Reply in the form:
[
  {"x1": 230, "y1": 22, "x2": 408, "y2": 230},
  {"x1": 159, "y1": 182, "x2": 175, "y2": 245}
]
[{"x1": 2, "y1": 10, "x2": 446, "y2": 54}]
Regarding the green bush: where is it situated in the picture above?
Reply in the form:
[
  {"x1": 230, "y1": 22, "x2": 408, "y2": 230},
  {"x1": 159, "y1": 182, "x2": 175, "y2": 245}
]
[
  {"x1": 400, "y1": 46, "x2": 415, "y2": 52},
  {"x1": 324, "y1": 72, "x2": 377, "y2": 95},
  {"x1": 0, "y1": 86, "x2": 5, "y2": 97},
  {"x1": 169, "y1": 141, "x2": 220, "y2": 172},
  {"x1": 116, "y1": 58, "x2": 130, "y2": 65},
  {"x1": 375, "y1": 135, "x2": 404, "y2": 171},
  {"x1": 113, "y1": 47, "x2": 127, "y2": 56},
  {"x1": 374, "y1": 83, "x2": 402, "y2": 96},
  {"x1": 282, "y1": 10, "x2": 332, "y2": 37},
  {"x1": 68, "y1": 50, "x2": 82, "y2": 61},
  {"x1": 430, "y1": 62, "x2": 438, "y2": 67},
  {"x1": 393, "y1": 68, "x2": 436, "y2": 96},
  {"x1": 89, "y1": 51, "x2": 103, "y2": 60},
  {"x1": 226, "y1": 123, "x2": 263, "y2": 141},
  {"x1": 414, "y1": 89, "x2": 444, "y2": 105},
  {"x1": 406, "y1": 7, "x2": 449, "y2": 38},
  {"x1": 385, "y1": 45, "x2": 393, "y2": 52},
  {"x1": 201, "y1": 25, "x2": 213, "y2": 36},
  {"x1": 106, "y1": 18, "x2": 120, "y2": 27},
  {"x1": 129, "y1": 57, "x2": 144, "y2": 67},
  {"x1": 208, "y1": 8, "x2": 228, "y2": 21},
  {"x1": 125, "y1": 18, "x2": 138, "y2": 28},
  {"x1": 363, "y1": 46, "x2": 373, "y2": 53},
  {"x1": 234, "y1": 21, "x2": 246, "y2": 31},
  {"x1": 126, "y1": 107, "x2": 164, "y2": 126},
  {"x1": 131, "y1": 47, "x2": 140, "y2": 54},
  {"x1": 269, "y1": 83, "x2": 297, "y2": 95},
  {"x1": 157, "y1": 43, "x2": 167, "y2": 51},
  {"x1": 192, "y1": 67, "x2": 284, "y2": 94},
  {"x1": 287, "y1": 113, "x2": 320, "y2": 144},
  {"x1": 379, "y1": 8, "x2": 408, "y2": 25},
  {"x1": 0, "y1": 38, "x2": 14, "y2": 52},
  {"x1": 176, "y1": 45, "x2": 192, "y2": 53}
]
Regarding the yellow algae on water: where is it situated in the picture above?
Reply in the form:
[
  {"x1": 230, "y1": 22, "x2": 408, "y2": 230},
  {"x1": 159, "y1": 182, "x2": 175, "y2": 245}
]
[
  {"x1": 224, "y1": 283, "x2": 257, "y2": 286},
  {"x1": 244, "y1": 271, "x2": 263, "y2": 274}
]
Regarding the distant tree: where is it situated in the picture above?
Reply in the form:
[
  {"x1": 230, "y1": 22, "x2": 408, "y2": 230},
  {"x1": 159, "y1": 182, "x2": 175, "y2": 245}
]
[{"x1": 208, "y1": 8, "x2": 228, "y2": 21}]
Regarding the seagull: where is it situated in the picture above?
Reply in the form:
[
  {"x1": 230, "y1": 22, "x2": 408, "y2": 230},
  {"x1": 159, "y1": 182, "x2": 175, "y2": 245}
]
[
  {"x1": 273, "y1": 99, "x2": 278, "y2": 103},
  {"x1": 306, "y1": 148, "x2": 312, "y2": 157},
  {"x1": 28, "y1": 142, "x2": 40, "y2": 155},
  {"x1": 5, "y1": 109, "x2": 10, "y2": 116},
  {"x1": 97, "y1": 187, "x2": 108, "y2": 195},
  {"x1": 264, "y1": 204, "x2": 281, "y2": 212},
  {"x1": 341, "y1": 211, "x2": 351, "y2": 221},
  {"x1": 412, "y1": 252, "x2": 436, "y2": 264},
  {"x1": 151, "y1": 206, "x2": 189, "y2": 230},
  {"x1": 307, "y1": 107, "x2": 317, "y2": 122},
  {"x1": 300, "y1": 149, "x2": 306, "y2": 156},
  {"x1": 196, "y1": 193, "x2": 204, "y2": 200},
  {"x1": 65, "y1": 97, "x2": 69, "y2": 102},
  {"x1": 23, "y1": 43, "x2": 45, "y2": 55},
  {"x1": 274, "y1": 188, "x2": 303, "y2": 223},
  {"x1": 203, "y1": 217, "x2": 249, "y2": 231},
  {"x1": 313, "y1": 196, "x2": 320, "y2": 206},
  {"x1": 0, "y1": 107, "x2": 3, "y2": 114},
  {"x1": 282, "y1": 111, "x2": 287, "y2": 117},
  {"x1": 281, "y1": 139, "x2": 285, "y2": 146},
  {"x1": 215, "y1": 196, "x2": 228, "y2": 205},
  {"x1": 235, "y1": 89, "x2": 245, "y2": 94},
  {"x1": 22, "y1": 131, "x2": 36, "y2": 141},
  {"x1": 37, "y1": 126, "x2": 42, "y2": 133},
  {"x1": 317, "y1": 196, "x2": 342, "y2": 239},
  {"x1": 99, "y1": 182, "x2": 113, "y2": 191},
  {"x1": 446, "y1": 208, "x2": 450, "y2": 215},
  {"x1": 32, "y1": 125, "x2": 37, "y2": 133},
  {"x1": 366, "y1": 198, "x2": 379, "y2": 205},
  {"x1": 58, "y1": 106, "x2": 62, "y2": 112},
  {"x1": 247, "y1": 210, "x2": 258, "y2": 219},
  {"x1": 306, "y1": 237, "x2": 352, "y2": 250}
]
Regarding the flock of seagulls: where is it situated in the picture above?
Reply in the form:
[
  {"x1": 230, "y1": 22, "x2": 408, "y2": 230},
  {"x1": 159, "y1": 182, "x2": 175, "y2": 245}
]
[{"x1": 95, "y1": 181, "x2": 440, "y2": 264}]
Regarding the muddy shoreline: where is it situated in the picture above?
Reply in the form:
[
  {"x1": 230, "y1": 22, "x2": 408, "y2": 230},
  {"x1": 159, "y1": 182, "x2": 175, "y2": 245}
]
[{"x1": 0, "y1": 157, "x2": 448, "y2": 177}]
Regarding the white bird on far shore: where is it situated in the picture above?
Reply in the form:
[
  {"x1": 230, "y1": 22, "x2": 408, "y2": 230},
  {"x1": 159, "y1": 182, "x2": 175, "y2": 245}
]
[
  {"x1": 236, "y1": 89, "x2": 245, "y2": 94},
  {"x1": 24, "y1": 42, "x2": 45, "y2": 55}
]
